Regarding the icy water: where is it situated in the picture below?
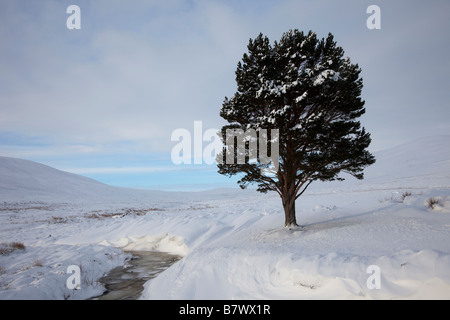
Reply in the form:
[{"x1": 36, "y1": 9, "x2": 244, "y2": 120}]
[{"x1": 91, "y1": 251, "x2": 181, "y2": 300}]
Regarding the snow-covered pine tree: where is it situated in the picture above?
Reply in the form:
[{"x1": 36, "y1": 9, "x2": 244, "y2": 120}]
[{"x1": 218, "y1": 29, "x2": 375, "y2": 228}]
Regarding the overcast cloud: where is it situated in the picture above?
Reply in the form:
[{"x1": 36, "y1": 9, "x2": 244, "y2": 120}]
[{"x1": 1, "y1": 0, "x2": 449, "y2": 189}]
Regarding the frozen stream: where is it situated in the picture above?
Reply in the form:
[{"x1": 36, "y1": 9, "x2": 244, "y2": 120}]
[{"x1": 91, "y1": 251, "x2": 181, "y2": 300}]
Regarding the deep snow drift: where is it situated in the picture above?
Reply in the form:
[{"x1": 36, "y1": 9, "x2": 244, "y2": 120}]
[{"x1": 0, "y1": 136, "x2": 449, "y2": 299}]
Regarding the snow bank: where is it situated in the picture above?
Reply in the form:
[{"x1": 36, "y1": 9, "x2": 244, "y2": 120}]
[
  {"x1": 142, "y1": 235, "x2": 450, "y2": 300},
  {"x1": 0, "y1": 243, "x2": 125, "y2": 300},
  {"x1": 99, "y1": 234, "x2": 189, "y2": 257}
]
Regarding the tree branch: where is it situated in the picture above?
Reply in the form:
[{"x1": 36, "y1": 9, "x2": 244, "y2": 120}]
[{"x1": 295, "y1": 180, "x2": 313, "y2": 200}]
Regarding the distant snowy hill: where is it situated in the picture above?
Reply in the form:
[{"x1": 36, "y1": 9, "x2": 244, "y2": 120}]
[
  {"x1": 0, "y1": 156, "x2": 243, "y2": 202},
  {"x1": 364, "y1": 135, "x2": 450, "y2": 186},
  {"x1": 309, "y1": 135, "x2": 450, "y2": 192},
  {"x1": 1, "y1": 135, "x2": 450, "y2": 201},
  {"x1": 0, "y1": 156, "x2": 165, "y2": 202}
]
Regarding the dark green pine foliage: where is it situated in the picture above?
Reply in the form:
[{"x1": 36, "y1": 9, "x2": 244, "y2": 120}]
[{"x1": 218, "y1": 29, "x2": 375, "y2": 227}]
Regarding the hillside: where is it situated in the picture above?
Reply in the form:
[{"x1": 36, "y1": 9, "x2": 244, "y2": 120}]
[
  {"x1": 357, "y1": 135, "x2": 450, "y2": 188},
  {"x1": 0, "y1": 156, "x2": 113, "y2": 200},
  {"x1": 0, "y1": 156, "x2": 183, "y2": 203}
]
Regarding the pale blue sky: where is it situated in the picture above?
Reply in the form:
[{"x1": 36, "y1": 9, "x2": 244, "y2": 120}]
[{"x1": 1, "y1": 0, "x2": 449, "y2": 190}]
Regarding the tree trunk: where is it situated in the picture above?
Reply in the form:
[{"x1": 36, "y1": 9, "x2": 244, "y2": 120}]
[{"x1": 282, "y1": 193, "x2": 298, "y2": 228}]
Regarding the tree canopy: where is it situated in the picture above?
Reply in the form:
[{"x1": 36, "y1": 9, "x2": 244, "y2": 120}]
[{"x1": 218, "y1": 29, "x2": 375, "y2": 227}]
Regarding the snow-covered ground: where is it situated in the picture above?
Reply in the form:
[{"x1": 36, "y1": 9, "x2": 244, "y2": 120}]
[{"x1": 1, "y1": 136, "x2": 450, "y2": 299}]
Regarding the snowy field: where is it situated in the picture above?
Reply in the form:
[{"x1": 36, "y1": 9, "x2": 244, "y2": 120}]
[{"x1": 1, "y1": 136, "x2": 450, "y2": 300}]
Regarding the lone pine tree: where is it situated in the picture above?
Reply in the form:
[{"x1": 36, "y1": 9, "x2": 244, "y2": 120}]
[{"x1": 218, "y1": 29, "x2": 375, "y2": 228}]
